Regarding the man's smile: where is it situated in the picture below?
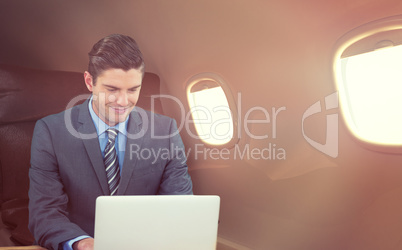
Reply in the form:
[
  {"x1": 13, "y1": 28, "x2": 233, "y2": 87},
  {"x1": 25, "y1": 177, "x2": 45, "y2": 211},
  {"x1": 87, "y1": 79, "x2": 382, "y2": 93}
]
[{"x1": 110, "y1": 107, "x2": 131, "y2": 114}]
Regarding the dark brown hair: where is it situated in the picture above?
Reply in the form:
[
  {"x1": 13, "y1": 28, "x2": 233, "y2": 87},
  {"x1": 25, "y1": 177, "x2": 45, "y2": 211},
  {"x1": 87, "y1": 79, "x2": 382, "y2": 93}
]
[{"x1": 88, "y1": 34, "x2": 145, "y2": 84}]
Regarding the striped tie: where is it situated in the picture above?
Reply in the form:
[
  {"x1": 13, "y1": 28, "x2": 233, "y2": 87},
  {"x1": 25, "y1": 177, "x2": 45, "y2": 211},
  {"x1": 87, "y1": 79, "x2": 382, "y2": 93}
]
[{"x1": 104, "y1": 128, "x2": 120, "y2": 195}]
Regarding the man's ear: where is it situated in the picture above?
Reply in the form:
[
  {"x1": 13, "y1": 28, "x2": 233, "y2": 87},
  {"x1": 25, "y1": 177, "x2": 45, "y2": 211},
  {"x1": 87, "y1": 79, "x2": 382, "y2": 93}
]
[{"x1": 84, "y1": 71, "x2": 94, "y2": 92}]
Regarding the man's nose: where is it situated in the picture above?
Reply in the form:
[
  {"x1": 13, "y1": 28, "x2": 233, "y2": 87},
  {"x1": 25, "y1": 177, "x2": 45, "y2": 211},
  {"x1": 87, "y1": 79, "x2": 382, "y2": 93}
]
[{"x1": 116, "y1": 92, "x2": 129, "y2": 106}]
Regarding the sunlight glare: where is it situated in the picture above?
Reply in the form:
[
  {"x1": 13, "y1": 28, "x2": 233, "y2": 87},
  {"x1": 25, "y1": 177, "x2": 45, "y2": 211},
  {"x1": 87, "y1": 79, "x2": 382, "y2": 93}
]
[
  {"x1": 340, "y1": 45, "x2": 402, "y2": 145},
  {"x1": 188, "y1": 87, "x2": 233, "y2": 145}
]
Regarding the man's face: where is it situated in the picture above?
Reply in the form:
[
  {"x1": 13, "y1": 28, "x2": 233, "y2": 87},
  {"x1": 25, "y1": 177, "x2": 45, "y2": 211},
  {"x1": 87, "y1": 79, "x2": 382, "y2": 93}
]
[{"x1": 84, "y1": 68, "x2": 142, "y2": 126}]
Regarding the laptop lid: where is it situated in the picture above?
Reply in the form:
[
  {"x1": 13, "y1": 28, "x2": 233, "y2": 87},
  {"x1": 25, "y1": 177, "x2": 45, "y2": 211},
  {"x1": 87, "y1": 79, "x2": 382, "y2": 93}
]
[{"x1": 94, "y1": 195, "x2": 220, "y2": 250}]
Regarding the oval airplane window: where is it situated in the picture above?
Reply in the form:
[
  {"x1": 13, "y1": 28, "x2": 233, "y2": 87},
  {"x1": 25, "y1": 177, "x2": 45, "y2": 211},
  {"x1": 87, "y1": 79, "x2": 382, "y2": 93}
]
[
  {"x1": 333, "y1": 15, "x2": 402, "y2": 152},
  {"x1": 186, "y1": 72, "x2": 239, "y2": 147}
]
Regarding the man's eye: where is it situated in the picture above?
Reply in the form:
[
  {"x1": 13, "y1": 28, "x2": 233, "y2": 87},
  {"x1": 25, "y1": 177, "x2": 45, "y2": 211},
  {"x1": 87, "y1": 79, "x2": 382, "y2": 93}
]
[
  {"x1": 128, "y1": 88, "x2": 139, "y2": 93},
  {"x1": 107, "y1": 88, "x2": 117, "y2": 92}
]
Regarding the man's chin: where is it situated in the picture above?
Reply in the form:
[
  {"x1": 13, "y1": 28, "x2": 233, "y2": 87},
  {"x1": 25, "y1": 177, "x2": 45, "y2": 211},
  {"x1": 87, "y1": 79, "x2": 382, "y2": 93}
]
[{"x1": 106, "y1": 114, "x2": 129, "y2": 126}]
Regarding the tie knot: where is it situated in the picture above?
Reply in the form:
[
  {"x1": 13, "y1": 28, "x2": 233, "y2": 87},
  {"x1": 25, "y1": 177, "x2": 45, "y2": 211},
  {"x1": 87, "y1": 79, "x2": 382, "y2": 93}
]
[{"x1": 106, "y1": 128, "x2": 118, "y2": 142}]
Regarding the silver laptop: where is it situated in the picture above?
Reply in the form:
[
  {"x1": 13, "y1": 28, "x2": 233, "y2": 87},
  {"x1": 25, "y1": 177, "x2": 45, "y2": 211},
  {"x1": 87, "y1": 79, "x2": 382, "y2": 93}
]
[{"x1": 94, "y1": 195, "x2": 220, "y2": 250}]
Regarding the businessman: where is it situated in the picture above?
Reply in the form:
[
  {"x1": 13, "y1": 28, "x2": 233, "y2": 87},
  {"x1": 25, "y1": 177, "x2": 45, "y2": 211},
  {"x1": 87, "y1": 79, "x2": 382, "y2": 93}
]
[{"x1": 28, "y1": 34, "x2": 193, "y2": 250}]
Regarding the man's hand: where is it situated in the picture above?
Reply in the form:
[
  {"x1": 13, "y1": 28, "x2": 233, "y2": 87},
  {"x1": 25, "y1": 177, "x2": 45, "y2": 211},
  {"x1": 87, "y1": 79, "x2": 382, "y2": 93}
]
[{"x1": 73, "y1": 238, "x2": 94, "y2": 250}]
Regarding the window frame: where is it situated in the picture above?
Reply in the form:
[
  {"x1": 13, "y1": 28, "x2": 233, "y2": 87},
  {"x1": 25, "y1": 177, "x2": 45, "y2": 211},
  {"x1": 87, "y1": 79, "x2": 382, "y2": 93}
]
[
  {"x1": 332, "y1": 14, "x2": 402, "y2": 153},
  {"x1": 185, "y1": 72, "x2": 239, "y2": 148}
]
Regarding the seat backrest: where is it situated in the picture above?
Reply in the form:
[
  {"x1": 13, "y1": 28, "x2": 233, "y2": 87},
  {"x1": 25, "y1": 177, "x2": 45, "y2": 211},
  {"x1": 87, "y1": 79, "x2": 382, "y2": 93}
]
[
  {"x1": 0, "y1": 63, "x2": 162, "y2": 204},
  {"x1": 0, "y1": 63, "x2": 163, "y2": 245}
]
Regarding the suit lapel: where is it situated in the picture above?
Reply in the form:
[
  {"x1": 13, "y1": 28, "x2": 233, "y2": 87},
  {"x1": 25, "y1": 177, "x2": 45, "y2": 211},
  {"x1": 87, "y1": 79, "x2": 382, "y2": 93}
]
[
  {"x1": 117, "y1": 108, "x2": 145, "y2": 194},
  {"x1": 77, "y1": 100, "x2": 110, "y2": 195}
]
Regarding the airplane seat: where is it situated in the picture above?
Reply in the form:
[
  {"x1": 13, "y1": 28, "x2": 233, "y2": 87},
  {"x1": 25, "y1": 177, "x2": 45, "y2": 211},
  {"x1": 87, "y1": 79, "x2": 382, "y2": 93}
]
[{"x1": 0, "y1": 63, "x2": 163, "y2": 246}]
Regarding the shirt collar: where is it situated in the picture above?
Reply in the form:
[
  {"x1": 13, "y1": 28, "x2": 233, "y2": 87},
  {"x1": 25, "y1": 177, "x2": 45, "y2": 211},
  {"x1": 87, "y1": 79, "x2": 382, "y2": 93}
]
[{"x1": 88, "y1": 96, "x2": 129, "y2": 137}]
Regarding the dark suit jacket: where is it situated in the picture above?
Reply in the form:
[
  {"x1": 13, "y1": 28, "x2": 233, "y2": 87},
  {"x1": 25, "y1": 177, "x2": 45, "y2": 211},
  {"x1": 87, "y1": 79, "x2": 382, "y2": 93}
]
[{"x1": 28, "y1": 100, "x2": 193, "y2": 250}]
